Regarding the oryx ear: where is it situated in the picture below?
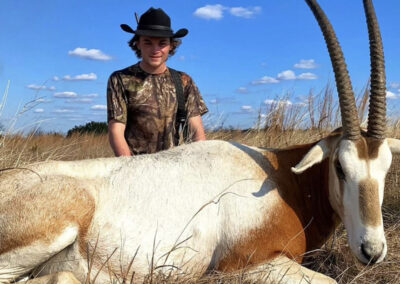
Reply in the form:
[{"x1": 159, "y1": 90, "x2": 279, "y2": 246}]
[
  {"x1": 291, "y1": 139, "x2": 331, "y2": 174},
  {"x1": 387, "y1": 138, "x2": 400, "y2": 153}
]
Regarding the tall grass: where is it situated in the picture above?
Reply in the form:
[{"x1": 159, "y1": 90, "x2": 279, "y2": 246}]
[
  {"x1": 0, "y1": 83, "x2": 399, "y2": 283},
  {"x1": 0, "y1": 133, "x2": 113, "y2": 168}
]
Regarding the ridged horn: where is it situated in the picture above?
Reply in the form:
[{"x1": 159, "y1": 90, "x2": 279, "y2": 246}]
[
  {"x1": 363, "y1": 0, "x2": 386, "y2": 139},
  {"x1": 305, "y1": 0, "x2": 361, "y2": 140}
]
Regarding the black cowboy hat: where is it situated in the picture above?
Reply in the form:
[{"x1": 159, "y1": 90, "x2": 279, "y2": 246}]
[{"x1": 120, "y1": 7, "x2": 188, "y2": 38}]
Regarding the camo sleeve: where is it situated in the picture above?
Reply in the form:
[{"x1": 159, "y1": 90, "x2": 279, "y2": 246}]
[
  {"x1": 107, "y1": 72, "x2": 127, "y2": 124},
  {"x1": 183, "y1": 74, "x2": 208, "y2": 118}
]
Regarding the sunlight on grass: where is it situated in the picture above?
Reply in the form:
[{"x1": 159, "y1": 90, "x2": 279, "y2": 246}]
[{"x1": 0, "y1": 82, "x2": 399, "y2": 283}]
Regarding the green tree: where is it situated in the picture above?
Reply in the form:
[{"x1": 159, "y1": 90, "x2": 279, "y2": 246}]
[{"x1": 67, "y1": 121, "x2": 107, "y2": 137}]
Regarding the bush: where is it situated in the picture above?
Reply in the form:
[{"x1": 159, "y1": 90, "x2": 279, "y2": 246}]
[{"x1": 67, "y1": 121, "x2": 107, "y2": 137}]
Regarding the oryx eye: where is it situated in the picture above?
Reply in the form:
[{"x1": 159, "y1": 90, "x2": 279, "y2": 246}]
[{"x1": 335, "y1": 160, "x2": 345, "y2": 180}]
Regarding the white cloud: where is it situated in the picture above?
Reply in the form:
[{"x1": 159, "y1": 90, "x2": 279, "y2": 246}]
[
  {"x1": 34, "y1": 108, "x2": 44, "y2": 113},
  {"x1": 251, "y1": 70, "x2": 317, "y2": 85},
  {"x1": 54, "y1": 109, "x2": 74, "y2": 113},
  {"x1": 27, "y1": 84, "x2": 56, "y2": 91},
  {"x1": 241, "y1": 105, "x2": 253, "y2": 112},
  {"x1": 36, "y1": 98, "x2": 52, "y2": 103},
  {"x1": 66, "y1": 98, "x2": 94, "y2": 103},
  {"x1": 91, "y1": 104, "x2": 107, "y2": 110},
  {"x1": 297, "y1": 72, "x2": 318, "y2": 80},
  {"x1": 229, "y1": 6, "x2": 261, "y2": 18},
  {"x1": 53, "y1": 91, "x2": 77, "y2": 98},
  {"x1": 208, "y1": 97, "x2": 237, "y2": 105},
  {"x1": 386, "y1": 91, "x2": 397, "y2": 99},
  {"x1": 177, "y1": 55, "x2": 185, "y2": 61},
  {"x1": 264, "y1": 99, "x2": 292, "y2": 106},
  {"x1": 91, "y1": 112, "x2": 106, "y2": 116},
  {"x1": 294, "y1": 59, "x2": 317, "y2": 69},
  {"x1": 277, "y1": 70, "x2": 297, "y2": 80},
  {"x1": 62, "y1": 73, "x2": 97, "y2": 81},
  {"x1": 236, "y1": 87, "x2": 249, "y2": 94},
  {"x1": 85, "y1": 93, "x2": 99, "y2": 98},
  {"x1": 251, "y1": 76, "x2": 279, "y2": 85},
  {"x1": 264, "y1": 99, "x2": 276, "y2": 105},
  {"x1": 194, "y1": 5, "x2": 261, "y2": 20},
  {"x1": 276, "y1": 70, "x2": 317, "y2": 81},
  {"x1": 295, "y1": 102, "x2": 308, "y2": 107},
  {"x1": 68, "y1": 47, "x2": 112, "y2": 61},
  {"x1": 194, "y1": 4, "x2": 225, "y2": 20},
  {"x1": 53, "y1": 76, "x2": 60, "y2": 81},
  {"x1": 27, "y1": 84, "x2": 46, "y2": 90},
  {"x1": 388, "y1": 82, "x2": 400, "y2": 89}
]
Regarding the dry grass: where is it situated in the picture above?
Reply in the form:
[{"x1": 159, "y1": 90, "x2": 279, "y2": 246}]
[
  {"x1": 1, "y1": 129, "x2": 399, "y2": 283},
  {"x1": 1, "y1": 87, "x2": 399, "y2": 283},
  {"x1": 0, "y1": 132, "x2": 113, "y2": 168}
]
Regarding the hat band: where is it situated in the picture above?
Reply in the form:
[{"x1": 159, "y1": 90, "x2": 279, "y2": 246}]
[{"x1": 137, "y1": 24, "x2": 172, "y2": 32}]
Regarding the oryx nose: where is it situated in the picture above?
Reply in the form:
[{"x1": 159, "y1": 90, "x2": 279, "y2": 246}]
[{"x1": 361, "y1": 242, "x2": 384, "y2": 264}]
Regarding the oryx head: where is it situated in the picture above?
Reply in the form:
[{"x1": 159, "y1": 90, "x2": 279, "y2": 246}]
[{"x1": 292, "y1": 0, "x2": 400, "y2": 264}]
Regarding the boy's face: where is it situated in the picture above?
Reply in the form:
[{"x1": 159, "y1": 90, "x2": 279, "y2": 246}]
[{"x1": 136, "y1": 36, "x2": 171, "y2": 72}]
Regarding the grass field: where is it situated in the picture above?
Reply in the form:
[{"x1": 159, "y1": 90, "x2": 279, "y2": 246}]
[
  {"x1": 1, "y1": 81, "x2": 399, "y2": 283},
  {"x1": 0, "y1": 127, "x2": 399, "y2": 283}
]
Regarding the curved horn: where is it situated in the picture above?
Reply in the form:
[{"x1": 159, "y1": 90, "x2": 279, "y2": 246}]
[
  {"x1": 305, "y1": 0, "x2": 360, "y2": 140},
  {"x1": 363, "y1": 0, "x2": 386, "y2": 139}
]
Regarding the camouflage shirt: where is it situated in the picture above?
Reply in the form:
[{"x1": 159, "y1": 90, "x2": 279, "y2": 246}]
[{"x1": 107, "y1": 63, "x2": 208, "y2": 155}]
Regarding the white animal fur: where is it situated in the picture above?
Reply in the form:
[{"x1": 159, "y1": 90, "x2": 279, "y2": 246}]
[
  {"x1": 1, "y1": 137, "x2": 399, "y2": 283},
  {"x1": 49, "y1": 141, "x2": 277, "y2": 279}
]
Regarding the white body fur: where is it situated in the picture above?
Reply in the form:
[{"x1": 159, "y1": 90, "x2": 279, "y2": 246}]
[{"x1": 0, "y1": 141, "x2": 283, "y2": 282}]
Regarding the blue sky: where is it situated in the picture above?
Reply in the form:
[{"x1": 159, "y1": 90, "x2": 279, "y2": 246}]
[{"x1": 0, "y1": 0, "x2": 399, "y2": 133}]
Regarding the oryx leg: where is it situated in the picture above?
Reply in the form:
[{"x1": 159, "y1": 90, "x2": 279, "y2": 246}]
[
  {"x1": 0, "y1": 226, "x2": 78, "y2": 283},
  {"x1": 18, "y1": 272, "x2": 81, "y2": 284},
  {"x1": 0, "y1": 178, "x2": 95, "y2": 283},
  {"x1": 242, "y1": 256, "x2": 337, "y2": 284},
  {"x1": 32, "y1": 241, "x2": 89, "y2": 283}
]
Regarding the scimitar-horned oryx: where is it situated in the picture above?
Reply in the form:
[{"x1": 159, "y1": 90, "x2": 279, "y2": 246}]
[{"x1": 1, "y1": 0, "x2": 400, "y2": 283}]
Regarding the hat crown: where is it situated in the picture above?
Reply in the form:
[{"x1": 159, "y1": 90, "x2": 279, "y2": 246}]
[
  {"x1": 120, "y1": 7, "x2": 188, "y2": 38},
  {"x1": 138, "y1": 7, "x2": 171, "y2": 31}
]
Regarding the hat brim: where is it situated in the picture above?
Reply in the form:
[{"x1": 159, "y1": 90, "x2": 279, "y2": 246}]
[
  {"x1": 120, "y1": 24, "x2": 188, "y2": 38},
  {"x1": 120, "y1": 24, "x2": 135, "y2": 34},
  {"x1": 173, "y1": 28, "x2": 188, "y2": 38}
]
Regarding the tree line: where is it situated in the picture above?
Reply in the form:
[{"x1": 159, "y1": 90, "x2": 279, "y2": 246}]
[{"x1": 67, "y1": 121, "x2": 107, "y2": 137}]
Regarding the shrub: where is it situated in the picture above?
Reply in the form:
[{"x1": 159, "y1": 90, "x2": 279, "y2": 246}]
[{"x1": 67, "y1": 121, "x2": 107, "y2": 137}]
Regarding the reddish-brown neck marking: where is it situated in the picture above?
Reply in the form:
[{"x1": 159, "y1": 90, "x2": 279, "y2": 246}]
[{"x1": 217, "y1": 141, "x2": 339, "y2": 272}]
